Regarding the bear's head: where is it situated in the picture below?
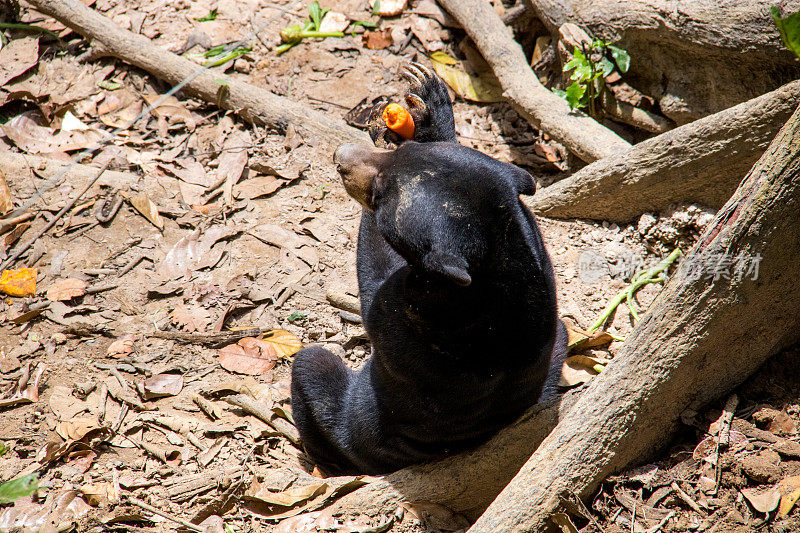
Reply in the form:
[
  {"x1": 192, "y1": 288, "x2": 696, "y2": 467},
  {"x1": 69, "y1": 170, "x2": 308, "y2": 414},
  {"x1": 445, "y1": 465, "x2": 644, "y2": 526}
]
[{"x1": 335, "y1": 141, "x2": 536, "y2": 286}]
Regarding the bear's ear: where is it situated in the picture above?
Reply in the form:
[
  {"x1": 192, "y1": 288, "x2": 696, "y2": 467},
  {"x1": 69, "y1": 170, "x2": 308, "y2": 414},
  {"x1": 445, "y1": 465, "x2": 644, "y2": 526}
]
[
  {"x1": 510, "y1": 166, "x2": 536, "y2": 196},
  {"x1": 422, "y1": 250, "x2": 472, "y2": 286}
]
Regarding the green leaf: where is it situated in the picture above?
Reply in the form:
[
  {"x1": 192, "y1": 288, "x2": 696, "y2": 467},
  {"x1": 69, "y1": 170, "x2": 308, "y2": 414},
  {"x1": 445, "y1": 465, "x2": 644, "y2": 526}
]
[
  {"x1": 308, "y1": 1, "x2": 329, "y2": 31},
  {"x1": 563, "y1": 47, "x2": 586, "y2": 72},
  {"x1": 97, "y1": 80, "x2": 121, "y2": 91},
  {"x1": 564, "y1": 81, "x2": 587, "y2": 110},
  {"x1": 564, "y1": 48, "x2": 593, "y2": 81},
  {"x1": 203, "y1": 44, "x2": 227, "y2": 58},
  {"x1": 0, "y1": 474, "x2": 38, "y2": 505},
  {"x1": 608, "y1": 45, "x2": 630, "y2": 73},
  {"x1": 372, "y1": 0, "x2": 381, "y2": 16},
  {"x1": 195, "y1": 8, "x2": 218, "y2": 22},
  {"x1": 772, "y1": 6, "x2": 800, "y2": 59},
  {"x1": 352, "y1": 20, "x2": 378, "y2": 28},
  {"x1": 597, "y1": 57, "x2": 615, "y2": 77}
]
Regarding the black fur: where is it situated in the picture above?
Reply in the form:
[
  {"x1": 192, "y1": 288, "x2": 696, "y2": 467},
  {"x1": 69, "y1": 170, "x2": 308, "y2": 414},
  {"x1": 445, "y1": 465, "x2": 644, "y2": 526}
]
[{"x1": 291, "y1": 66, "x2": 567, "y2": 474}]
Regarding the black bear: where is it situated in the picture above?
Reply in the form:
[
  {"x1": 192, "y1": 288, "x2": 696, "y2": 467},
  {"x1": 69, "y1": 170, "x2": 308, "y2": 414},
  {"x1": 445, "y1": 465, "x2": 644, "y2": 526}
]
[{"x1": 291, "y1": 63, "x2": 567, "y2": 475}]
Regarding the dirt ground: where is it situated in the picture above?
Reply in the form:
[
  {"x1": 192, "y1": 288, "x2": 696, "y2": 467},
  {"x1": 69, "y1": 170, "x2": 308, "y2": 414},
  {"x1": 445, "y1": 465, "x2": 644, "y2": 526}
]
[{"x1": 0, "y1": 0, "x2": 798, "y2": 531}]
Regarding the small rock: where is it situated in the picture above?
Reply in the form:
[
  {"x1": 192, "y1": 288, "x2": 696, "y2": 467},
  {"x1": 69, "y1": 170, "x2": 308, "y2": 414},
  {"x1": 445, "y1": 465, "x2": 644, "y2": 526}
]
[
  {"x1": 741, "y1": 450, "x2": 782, "y2": 483},
  {"x1": 323, "y1": 343, "x2": 346, "y2": 359},
  {"x1": 637, "y1": 213, "x2": 656, "y2": 235}
]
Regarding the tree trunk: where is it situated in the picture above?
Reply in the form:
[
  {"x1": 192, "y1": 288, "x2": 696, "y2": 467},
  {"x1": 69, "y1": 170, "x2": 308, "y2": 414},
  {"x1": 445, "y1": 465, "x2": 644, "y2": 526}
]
[
  {"x1": 437, "y1": 0, "x2": 631, "y2": 163},
  {"x1": 527, "y1": 80, "x2": 800, "y2": 223},
  {"x1": 27, "y1": 0, "x2": 369, "y2": 151},
  {"x1": 324, "y1": 391, "x2": 580, "y2": 521},
  {"x1": 470, "y1": 103, "x2": 800, "y2": 532},
  {"x1": 526, "y1": 0, "x2": 800, "y2": 124}
]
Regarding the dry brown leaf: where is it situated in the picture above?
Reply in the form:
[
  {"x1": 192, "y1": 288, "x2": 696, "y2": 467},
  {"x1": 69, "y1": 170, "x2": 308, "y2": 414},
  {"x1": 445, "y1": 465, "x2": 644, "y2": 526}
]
[
  {"x1": 218, "y1": 338, "x2": 278, "y2": 375},
  {"x1": 218, "y1": 130, "x2": 250, "y2": 204},
  {"x1": 56, "y1": 417, "x2": 102, "y2": 441},
  {"x1": 362, "y1": 29, "x2": 393, "y2": 50},
  {"x1": 0, "y1": 267, "x2": 37, "y2": 297},
  {"x1": 566, "y1": 324, "x2": 614, "y2": 352},
  {"x1": 80, "y1": 482, "x2": 119, "y2": 506},
  {"x1": 0, "y1": 363, "x2": 45, "y2": 407},
  {"x1": 0, "y1": 37, "x2": 39, "y2": 87},
  {"x1": 0, "y1": 347, "x2": 21, "y2": 373},
  {"x1": 777, "y1": 475, "x2": 800, "y2": 516},
  {"x1": 235, "y1": 175, "x2": 284, "y2": 199},
  {"x1": 0, "y1": 490, "x2": 91, "y2": 530},
  {"x1": 262, "y1": 329, "x2": 303, "y2": 358},
  {"x1": 559, "y1": 355, "x2": 606, "y2": 386},
  {"x1": 46, "y1": 278, "x2": 87, "y2": 302},
  {"x1": 142, "y1": 94, "x2": 196, "y2": 134},
  {"x1": 211, "y1": 376, "x2": 271, "y2": 399},
  {"x1": 1, "y1": 112, "x2": 102, "y2": 154},
  {"x1": 159, "y1": 226, "x2": 239, "y2": 279},
  {"x1": 97, "y1": 88, "x2": 143, "y2": 129},
  {"x1": 274, "y1": 510, "x2": 341, "y2": 533},
  {"x1": 129, "y1": 193, "x2": 164, "y2": 230},
  {"x1": 551, "y1": 512, "x2": 580, "y2": 533},
  {"x1": 409, "y1": 15, "x2": 443, "y2": 52},
  {"x1": 692, "y1": 431, "x2": 748, "y2": 461},
  {"x1": 0, "y1": 172, "x2": 13, "y2": 215},
  {"x1": 4, "y1": 222, "x2": 30, "y2": 247},
  {"x1": 742, "y1": 486, "x2": 781, "y2": 514},
  {"x1": 245, "y1": 480, "x2": 328, "y2": 507},
  {"x1": 143, "y1": 373, "x2": 184, "y2": 399},
  {"x1": 534, "y1": 142, "x2": 564, "y2": 168},
  {"x1": 251, "y1": 224, "x2": 319, "y2": 267},
  {"x1": 412, "y1": 1, "x2": 459, "y2": 28},
  {"x1": 170, "y1": 304, "x2": 213, "y2": 332},
  {"x1": 248, "y1": 477, "x2": 369, "y2": 520},
  {"x1": 192, "y1": 202, "x2": 223, "y2": 216},
  {"x1": 107, "y1": 334, "x2": 136, "y2": 358}
]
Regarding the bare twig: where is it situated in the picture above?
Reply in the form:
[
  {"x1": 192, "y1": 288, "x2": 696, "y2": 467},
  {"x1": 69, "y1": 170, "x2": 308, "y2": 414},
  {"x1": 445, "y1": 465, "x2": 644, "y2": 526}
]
[
  {"x1": 669, "y1": 482, "x2": 705, "y2": 515},
  {"x1": 0, "y1": 212, "x2": 36, "y2": 234},
  {"x1": 222, "y1": 393, "x2": 301, "y2": 447},
  {"x1": 116, "y1": 253, "x2": 149, "y2": 277},
  {"x1": 326, "y1": 290, "x2": 361, "y2": 315},
  {"x1": 713, "y1": 394, "x2": 739, "y2": 494},
  {"x1": 645, "y1": 510, "x2": 676, "y2": 533},
  {"x1": 126, "y1": 496, "x2": 204, "y2": 532},
  {"x1": 151, "y1": 327, "x2": 263, "y2": 347}
]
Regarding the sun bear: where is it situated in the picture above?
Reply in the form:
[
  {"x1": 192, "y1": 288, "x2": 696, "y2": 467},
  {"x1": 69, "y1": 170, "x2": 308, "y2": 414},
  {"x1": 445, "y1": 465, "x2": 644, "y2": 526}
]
[{"x1": 291, "y1": 63, "x2": 567, "y2": 474}]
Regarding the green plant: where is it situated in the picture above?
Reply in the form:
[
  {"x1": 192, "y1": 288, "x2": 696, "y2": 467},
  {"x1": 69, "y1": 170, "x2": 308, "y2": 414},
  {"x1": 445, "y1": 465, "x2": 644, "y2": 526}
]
[
  {"x1": 195, "y1": 8, "x2": 218, "y2": 22},
  {"x1": 589, "y1": 247, "x2": 681, "y2": 333},
  {"x1": 200, "y1": 42, "x2": 252, "y2": 67},
  {"x1": 0, "y1": 474, "x2": 38, "y2": 505},
  {"x1": 554, "y1": 39, "x2": 630, "y2": 116},
  {"x1": 772, "y1": 6, "x2": 800, "y2": 59},
  {"x1": 275, "y1": 1, "x2": 345, "y2": 55},
  {"x1": 288, "y1": 311, "x2": 307, "y2": 324}
]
